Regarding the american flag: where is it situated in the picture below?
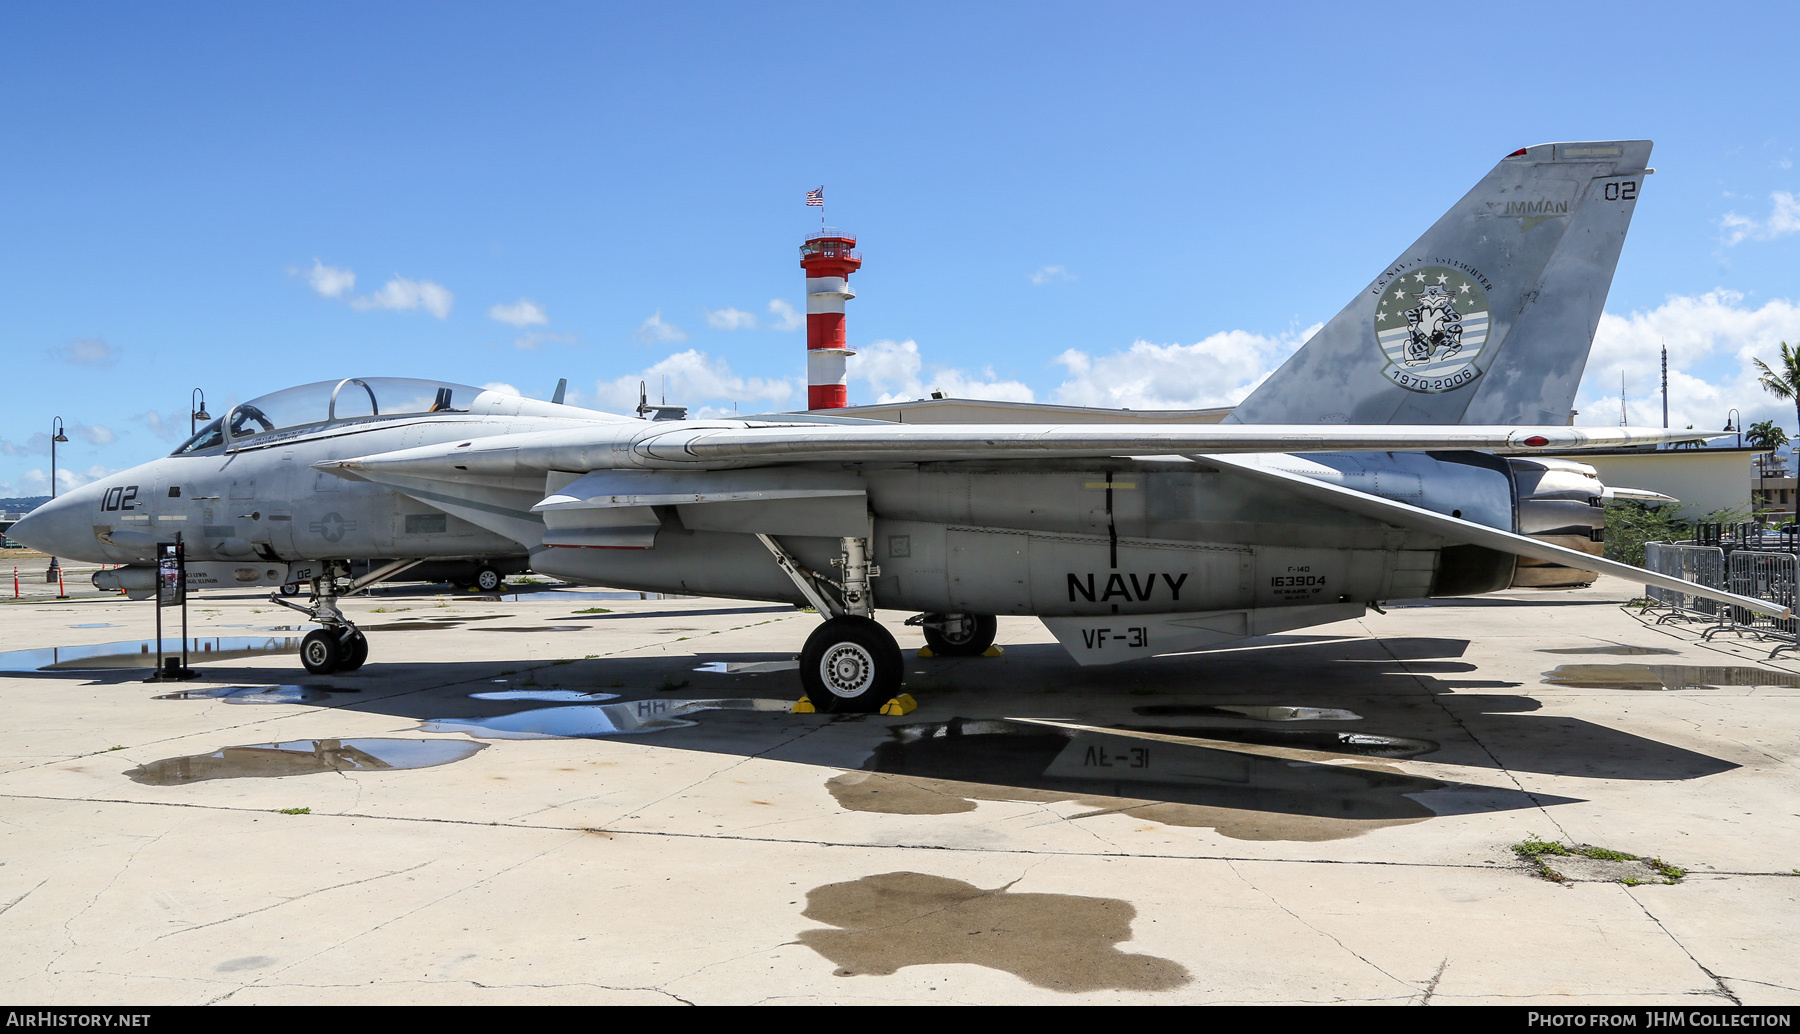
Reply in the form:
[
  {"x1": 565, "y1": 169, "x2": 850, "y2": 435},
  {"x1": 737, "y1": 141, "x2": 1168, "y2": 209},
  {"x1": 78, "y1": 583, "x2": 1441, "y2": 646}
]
[{"x1": 805, "y1": 187, "x2": 824, "y2": 207}]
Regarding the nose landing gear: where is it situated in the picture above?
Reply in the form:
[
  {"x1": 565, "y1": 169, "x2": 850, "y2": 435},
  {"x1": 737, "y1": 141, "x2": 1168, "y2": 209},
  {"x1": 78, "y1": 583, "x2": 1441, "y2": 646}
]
[{"x1": 273, "y1": 559, "x2": 417, "y2": 675}]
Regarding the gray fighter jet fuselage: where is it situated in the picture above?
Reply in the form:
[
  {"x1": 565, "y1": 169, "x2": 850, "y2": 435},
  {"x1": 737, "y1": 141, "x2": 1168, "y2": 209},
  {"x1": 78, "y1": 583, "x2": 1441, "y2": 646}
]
[{"x1": 17, "y1": 139, "x2": 1770, "y2": 708}]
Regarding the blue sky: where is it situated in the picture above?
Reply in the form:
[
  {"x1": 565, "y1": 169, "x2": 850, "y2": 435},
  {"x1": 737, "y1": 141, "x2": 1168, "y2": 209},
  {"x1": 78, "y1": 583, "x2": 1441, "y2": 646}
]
[{"x1": 4, "y1": 2, "x2": 1800, "y2": 495}]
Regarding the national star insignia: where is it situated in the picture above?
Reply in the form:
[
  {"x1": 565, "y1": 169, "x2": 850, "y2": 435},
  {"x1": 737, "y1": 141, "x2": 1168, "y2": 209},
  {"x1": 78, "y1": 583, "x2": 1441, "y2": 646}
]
[
  {"x1": 1413, "y1": 272, "x2": 1426, "y2": 282},
  {"x1": 1436, "y1": 274, "x2": 1450, "y2": 284}
]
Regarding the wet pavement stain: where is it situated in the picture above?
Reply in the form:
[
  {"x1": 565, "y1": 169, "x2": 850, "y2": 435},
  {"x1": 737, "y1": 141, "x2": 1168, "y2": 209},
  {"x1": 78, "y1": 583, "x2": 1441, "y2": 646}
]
[
  {"x1": 419, "y1": 697, "x2": 794, "y2": 739},
  {"x1": 127, "y1": 738, "x2": 485, "y2": 784},
  {"x1": 1540, "y1": 646, "x2": 1682, "y2": 656},
  {"x1": 1542, "y1": 664, "x2": 1800, "y2": 691},
  {"x1": 470, "y1": 625, "x2": 588, "y2": 633},
  {"x1": 825, "y1": 718, "x2": 1463, "y2": 842},
  {"x1": 1131, "y1": 704, "x2": 1362, "y2": 721},
  {"x1": 0, "y1": 637, "x2": 299, "y2": 672},
  {"x1": 797, "y1": 872, "x2": 1189, "y2": 991},
  {"x1": 153, "y1": 684, "x2": 340, "y2": 704}
]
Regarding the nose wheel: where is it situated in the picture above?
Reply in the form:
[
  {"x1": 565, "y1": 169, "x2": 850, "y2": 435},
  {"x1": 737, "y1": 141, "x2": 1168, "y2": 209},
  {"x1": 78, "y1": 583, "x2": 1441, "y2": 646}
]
[
  {"x1": 800, "y1": 617, "x2": 904, "y2": 713},
  {"x1": 300, "y1": 627, "x2": 368, "y2": 675}
]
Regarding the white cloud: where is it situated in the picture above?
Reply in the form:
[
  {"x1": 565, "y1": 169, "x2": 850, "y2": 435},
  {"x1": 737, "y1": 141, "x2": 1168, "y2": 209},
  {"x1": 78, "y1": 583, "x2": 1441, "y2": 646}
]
[
  {"x1": 303, "y1": 259, "x2": 356, "y2": 298},
  {"x1": 1050, "y1": 325, "x2": 1322, "y2": 410},
  {"x1": 706, "y1": 307, "x2": 758, "y2": 330},
  {"x1": 586, "y1": 350, "x2": 799, "y2": 415},
  {"x1": 480, "y1": 382, "x2": 522, "y2": 397},
  {"x1": 1030, "y1": 265, "x2": 1075, "y2": 285},
  {"x1": 73, "y1": 424, "x2": 115, "y2": 446},
  {"x1": 1721, "y1": 192, "x2": 1800, "y2": 246},
  {"x1": 0, "y1": 433, "x2": 51, "y2": 457},
  {"x1": 349, "y1": 276, "x2": 454, "y2": 318},
  {"x1": 636, "y1": 309, "x2": 687, "y2": 344},
  {"x1": 767, "y1": 298, "x2": 803, "y2": 331},
  {"x1": 297, "y1": 260, "x2": 453, "y2": 318},
  {"x1": 489, "y1": 299, "x2": 548, "y2": 328},
  {"x1": 49, "y1": 339, "x2": 117, "y2": 368},
  {"x1": 0, "y1": 464, "x2": 127, "y2": 498},
  {"x1": 850, "y1": 339, "x2": 1036, "y2": 404},
  {"x1": 1580, "y1": 290, "x2": 1800, "y2": 432}
]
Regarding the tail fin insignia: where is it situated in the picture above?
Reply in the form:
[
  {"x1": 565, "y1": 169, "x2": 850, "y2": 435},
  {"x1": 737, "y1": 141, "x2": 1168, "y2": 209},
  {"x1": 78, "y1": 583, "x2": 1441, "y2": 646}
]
[{"x1": 1228, "y1": 140, "x2": 1653, "y2": 426}]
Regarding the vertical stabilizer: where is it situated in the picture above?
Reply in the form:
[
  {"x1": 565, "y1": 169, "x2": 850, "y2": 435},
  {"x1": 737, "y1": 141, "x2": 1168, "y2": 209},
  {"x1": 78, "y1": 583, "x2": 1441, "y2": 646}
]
[{"x1": 1228, "y1": 141, "x2": 1652, "y2": 426}]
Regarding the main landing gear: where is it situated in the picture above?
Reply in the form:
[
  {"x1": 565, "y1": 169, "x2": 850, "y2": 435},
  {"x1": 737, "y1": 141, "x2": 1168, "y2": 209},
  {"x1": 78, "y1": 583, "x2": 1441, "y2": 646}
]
[
  {"x1": 758, "y1": 533, "x2": 908, "y2": 713},
  {"x1": 912, "y1": 613, "x2": 998, "y2": 656},
  {"x1": 272, "y1": 559, "x2": 419, "y2": 676}
]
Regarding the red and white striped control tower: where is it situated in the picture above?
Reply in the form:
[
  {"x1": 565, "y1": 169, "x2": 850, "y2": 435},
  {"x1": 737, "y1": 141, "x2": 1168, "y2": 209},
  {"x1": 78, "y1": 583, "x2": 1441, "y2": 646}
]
[{"x1": 799, "y1": 228, "x2": 862, "y2": 410}]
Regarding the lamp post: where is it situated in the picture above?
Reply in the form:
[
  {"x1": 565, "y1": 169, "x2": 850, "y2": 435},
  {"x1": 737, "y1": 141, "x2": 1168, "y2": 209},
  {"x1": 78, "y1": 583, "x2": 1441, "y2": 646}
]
[
  {"x1": 45, "y1": 417, "x2": 69, "y2": 582},
  {"x1": 190, "y1": 388, "x2": 209, "y2": 437}
]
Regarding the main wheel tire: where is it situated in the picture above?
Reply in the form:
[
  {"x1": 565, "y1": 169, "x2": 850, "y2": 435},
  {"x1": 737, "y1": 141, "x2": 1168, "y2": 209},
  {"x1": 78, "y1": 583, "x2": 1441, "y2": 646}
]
[
  {"x1": 800, "y1": 617, "x2": 903, "y2": 713},
  {"x1": 921, "y1": 613, "x2": 998, "y2": 656},
  {"x1": 473, "y1": 566, "x2": 503, "y2": 592},
  {"x1": 300, "y1": 629, "x2": 342, "y2": 674},
  {"x1": 278, "y1": 582, "x2": 302, "y2": 597},
  {"x1": 337, "y1": 631, "x2": 369, "y2": 672}
]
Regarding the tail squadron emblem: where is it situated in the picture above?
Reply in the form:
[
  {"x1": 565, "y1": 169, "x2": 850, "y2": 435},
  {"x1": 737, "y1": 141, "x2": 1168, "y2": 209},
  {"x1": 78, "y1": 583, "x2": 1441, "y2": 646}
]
[{"x1": 1374, "y1": 264, "x2": 1491, "y2": 393}]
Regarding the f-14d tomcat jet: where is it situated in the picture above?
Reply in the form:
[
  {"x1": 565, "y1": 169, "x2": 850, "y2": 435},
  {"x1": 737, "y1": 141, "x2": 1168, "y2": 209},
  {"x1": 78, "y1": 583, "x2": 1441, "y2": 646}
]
[{"x1": 14, "y1": 139, "x2": 1781, "y2": 709}]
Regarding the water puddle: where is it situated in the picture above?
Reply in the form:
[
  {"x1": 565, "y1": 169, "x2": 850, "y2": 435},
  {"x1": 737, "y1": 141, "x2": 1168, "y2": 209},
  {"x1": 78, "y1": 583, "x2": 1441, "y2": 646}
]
[
  {"x1": 153, "y1": 684, "x2": 342, "y2": 704},
  {"x1": 0, "y1": 636, "x2": 300, "y2": 672},
  {"x1": 1113, "y1": 726, "x2": 1435, "y2": 758},
  {"x1": 1542, "y1": 664, "x2": 1800, "y2": 691},
  {"x1": 468, "y1": 689, "x2": 622, "y2": 702},
  {"x1": 797, "y1": 872, "x2": 1189, "y2": 991},
  {"x1": 824, "y1": 717, "x2": 1492, "y2": 842},
  {"x1": 694, "y1": 659, "x2": 801, "y2": 674},
  {"x1": 419, "y1": 697, "x2": 793, "y2": 738},
  {"x1": 127, "y1": 738, "x2": 485, "y2": 785},
  {"x1": 1131, "y1": 704, "x2": 1361, "y2": 721},
  {"x1": 1540, "y1": 646, "x2": 1682, "y2": 656},
  {"x1": 356, "y1": 615, "x2": 508, "y2": 633}
]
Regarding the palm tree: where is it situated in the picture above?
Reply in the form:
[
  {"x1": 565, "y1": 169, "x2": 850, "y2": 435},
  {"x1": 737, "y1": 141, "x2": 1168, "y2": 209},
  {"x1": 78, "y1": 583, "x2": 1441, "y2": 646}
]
[{"x1": 1754, "y1": 341, "x2": 1800, "y2": 440}]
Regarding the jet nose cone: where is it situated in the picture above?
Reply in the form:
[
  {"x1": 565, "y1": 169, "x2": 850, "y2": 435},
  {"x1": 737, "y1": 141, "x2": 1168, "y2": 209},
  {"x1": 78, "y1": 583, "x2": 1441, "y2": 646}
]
[{"x1": 7, "y1": 496, "x2": 87, "y2": 559}]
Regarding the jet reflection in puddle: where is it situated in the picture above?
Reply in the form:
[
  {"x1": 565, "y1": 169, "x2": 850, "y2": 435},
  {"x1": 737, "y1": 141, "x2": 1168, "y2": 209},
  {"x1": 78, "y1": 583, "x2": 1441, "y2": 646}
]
[
  {"x1": 469, "y1": 689, "x2": 622, "y2": 702},
  {"x1": 420, "y1": 697, "x2": 793, "y2": 738},
  {"x1": 1131, "y1": 704, "x2": 1361, "y2": 721},
  {"x1": 127, "y1": 738, "x2": 485, "y2": 785},
  {"x1": 153, "y1": 684, "x2": 340, "y2": 704},
  {"x1": 798, "y1": 872, "x2": 1189, "y2": 992},
  {"x1": 0, "y1": 637, "x2": 300, "y2": 672},
  {"x1": 827, "y1": 717, "x2": 1545, "y2": 842},
  {"x1": 1113, "y1": 726, "x2": 1435, "y2": 758},
  {"x1": 1543, "y1": 664, "x2": 1800, "y2": 691},
  {"x1": 694, "y1": 659, "x2": 800, "y2": 674}
]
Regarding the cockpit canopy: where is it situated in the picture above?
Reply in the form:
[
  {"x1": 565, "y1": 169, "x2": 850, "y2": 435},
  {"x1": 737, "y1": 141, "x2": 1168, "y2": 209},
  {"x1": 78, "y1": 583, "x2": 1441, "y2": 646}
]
[{"x1": 174, "y1": 377, "x2": 487, "y2": 454}]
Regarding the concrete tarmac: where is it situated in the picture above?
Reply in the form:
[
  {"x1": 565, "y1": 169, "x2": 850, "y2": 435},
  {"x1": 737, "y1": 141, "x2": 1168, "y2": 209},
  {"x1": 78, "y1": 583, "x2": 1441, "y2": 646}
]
[{"x1": 1, "y1": 576, "x2": 1797, "y2": 1005}]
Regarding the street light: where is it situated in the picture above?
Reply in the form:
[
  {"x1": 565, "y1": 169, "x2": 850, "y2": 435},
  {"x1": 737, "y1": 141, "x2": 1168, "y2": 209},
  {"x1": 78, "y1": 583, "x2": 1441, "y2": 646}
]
[
  {"x1": 190, "y1": 388, "x2": 210, "y2": 437},
  {"x1": 45, "y1": 417, "x2": 69, "y2": 583},
  {"x1": 1725, "y1": 408, "x2": 1741, "y2": 449}
]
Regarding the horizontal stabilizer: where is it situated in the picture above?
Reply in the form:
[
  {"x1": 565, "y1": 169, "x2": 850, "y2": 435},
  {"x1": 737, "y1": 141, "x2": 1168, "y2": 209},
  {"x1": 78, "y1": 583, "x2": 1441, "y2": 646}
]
[{"x1": 1209, "y1": 455, "x2": 1788, "y2": 618}]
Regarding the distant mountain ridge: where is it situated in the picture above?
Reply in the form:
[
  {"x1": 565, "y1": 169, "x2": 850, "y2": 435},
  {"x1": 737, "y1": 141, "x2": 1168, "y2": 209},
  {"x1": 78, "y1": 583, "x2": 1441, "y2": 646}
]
[{"x1": 0, "y1": 496, "x2": 51, "y2": 512}]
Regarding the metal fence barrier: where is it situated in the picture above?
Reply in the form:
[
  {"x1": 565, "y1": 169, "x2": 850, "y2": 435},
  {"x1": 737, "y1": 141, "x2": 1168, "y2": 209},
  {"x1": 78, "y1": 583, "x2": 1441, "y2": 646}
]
[
  {"x1": 1646, "y1": 541, "x2": 1800, "y2": 657},
  {"x1": 1703, "y1": 550, "x2": 1800, "y2": 657},
  {"x1": 1643, "y1": 542, "x2": 1727, "y2": 627}
]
